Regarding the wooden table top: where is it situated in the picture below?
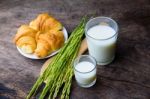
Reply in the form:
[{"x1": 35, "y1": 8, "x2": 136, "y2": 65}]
[{"x1": 0, "y1": 0, "x2": 150, "y2": 99}]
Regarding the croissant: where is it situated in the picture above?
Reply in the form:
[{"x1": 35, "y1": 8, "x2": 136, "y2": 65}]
[
  {"x1": 35, "y1": 30, "x2": 64, "y2": 57},
  {"x1": 16, "y1": 36, "x2": 36, "y2": 54},
  {"x1": 13, "y1": 25, "x2": 37, "y2": 53},
  {"x1": 13, "y1": 25, "x2": 37, "y2": 43},
  {"x1": 29, "y1": 13, "x2": 62, "y2": 32},
  {"x1": 13, "y1": 13, "x2": 65, "y2": 58}
]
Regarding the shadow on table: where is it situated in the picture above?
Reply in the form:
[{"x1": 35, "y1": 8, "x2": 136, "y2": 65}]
[{"x1": 0, "y1": 83, "x2": 16, "y2": 99}]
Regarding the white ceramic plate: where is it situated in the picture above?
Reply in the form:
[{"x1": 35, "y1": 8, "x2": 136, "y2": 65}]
[{"x1": 17, "y1": 27, "x2": 68, "y2": 59}]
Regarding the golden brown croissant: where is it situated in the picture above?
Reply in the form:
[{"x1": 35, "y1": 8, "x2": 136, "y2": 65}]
[
  {"x1": 29, "y1": 13, "x2": 62, "y2": 32},
  {"x1": 34, "y1": 30, "x2": 64, "y2": 58},
  {"x1": 13, "y1": 25, "x2": 37, "y2": 53},
  {"x1": 13, "y1": 25, "x2": 37, "y2": 43},
  {"x1": 13, "y1": 13, "x2": 65, "y2": 58},
  {"x1": 16, "y1": 36, "x2": 36, "y2": 54}
]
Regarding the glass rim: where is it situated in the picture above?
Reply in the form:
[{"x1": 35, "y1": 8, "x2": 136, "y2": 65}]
[
  {"x1": 74, "y1": 55, "x2": 97, "y2": 74},
  {"x1": 85, "y1": 16, "x2": 118, "y2": 41}
]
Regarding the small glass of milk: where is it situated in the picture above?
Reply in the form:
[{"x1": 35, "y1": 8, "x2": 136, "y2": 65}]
[
  {"x1": 74, "y1": 55, "x2": 97, "y2": 88},
  {"x1": 85, "y1": 17, "x2": 118, "y2": 65}
]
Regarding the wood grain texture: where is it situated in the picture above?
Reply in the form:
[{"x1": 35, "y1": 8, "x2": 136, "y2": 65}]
[{"x1": 0, "y1": 0, "x2": 150, "y2": 99}]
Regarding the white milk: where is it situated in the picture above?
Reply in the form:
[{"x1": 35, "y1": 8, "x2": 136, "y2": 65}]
[
  {"x1": 74, "y1": 61, "x2": 96, "y2": 87},
  {"x1": 86, "y1": 25, "x2": 117, "y2": 65}
]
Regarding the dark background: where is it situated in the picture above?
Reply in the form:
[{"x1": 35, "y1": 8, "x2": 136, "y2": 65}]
[{"x1": 0, "y1": 0, "x2": 150, "y2": 99}]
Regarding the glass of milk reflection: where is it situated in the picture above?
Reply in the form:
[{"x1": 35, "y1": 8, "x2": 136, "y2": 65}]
[
  {"x1": 74, "y1": 55, "x2": 97, "y2": 88},
  {"x1": 85, "y1": 17, "x2": 118, "y2": 65}
]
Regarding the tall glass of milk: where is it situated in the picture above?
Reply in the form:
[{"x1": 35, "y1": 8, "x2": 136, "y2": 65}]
[
  {"x1": 74, "y1": 55, "x2": 97, "y2": 88},
  {"x1": 85, "y1": 17, "x2": 118, "y2": 65}
]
